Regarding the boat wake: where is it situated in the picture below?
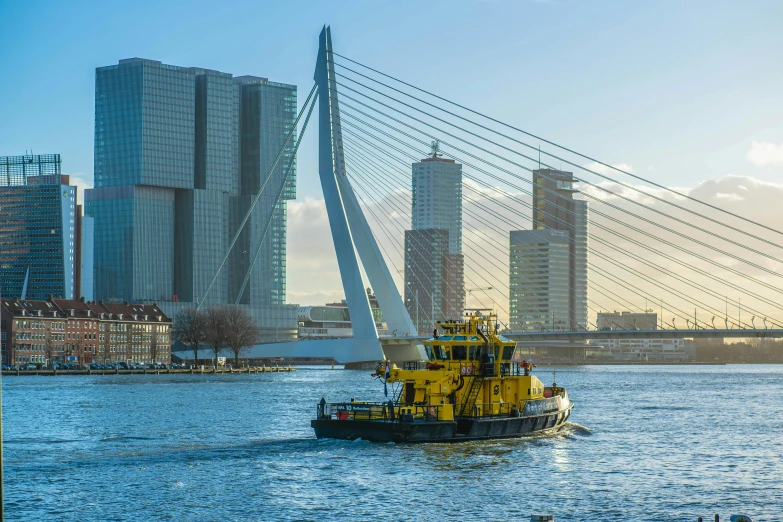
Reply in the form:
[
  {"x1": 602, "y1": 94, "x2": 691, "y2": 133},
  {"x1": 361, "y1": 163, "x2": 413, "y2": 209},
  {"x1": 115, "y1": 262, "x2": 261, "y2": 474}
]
[{"x1": 562, "y1": 422, "x2": 592, "y2": 436}]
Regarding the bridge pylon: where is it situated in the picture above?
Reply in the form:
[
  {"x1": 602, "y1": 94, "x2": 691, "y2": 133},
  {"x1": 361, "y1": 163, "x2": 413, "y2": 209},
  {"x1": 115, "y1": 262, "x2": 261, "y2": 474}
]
[{"x1": 314, "y1": 26, "x2": 422, "y2": 364}]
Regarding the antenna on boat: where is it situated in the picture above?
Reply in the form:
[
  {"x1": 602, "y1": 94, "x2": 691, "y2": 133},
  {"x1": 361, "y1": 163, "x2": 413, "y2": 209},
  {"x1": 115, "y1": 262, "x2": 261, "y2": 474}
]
[{"x1": 552, "y1": 370, "x2": 557, "y2": 388}]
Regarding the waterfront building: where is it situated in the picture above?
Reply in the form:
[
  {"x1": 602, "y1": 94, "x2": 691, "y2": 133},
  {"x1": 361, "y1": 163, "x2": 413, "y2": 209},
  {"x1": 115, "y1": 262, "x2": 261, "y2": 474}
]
[
  {"x1": 509, "y1": 229, "x2": 571, "y2": 331},
  {"x1": 589, "y1": 311, "x2": 693, "y2": 361},
  {"x1": 297, "y1": 289, "x2": 388, "y2": 339},
  {"x1": 0, "y1": 297, "x2": 171, "y2": 366},
  {"x1": 85, "y1": 58, "x2": 297, "y2": 340},
  {"x1": 405, "y1": 143, "x2": 464, "y2": 332},
  {"x1": 0, "y1": 154, "x2": 79, "y2": 301},
  {"x1": 587, "y1": 337, "x2": 695, "y2": 362},
  {"x1": 597, "y1": 311, "x2": 658, "y2": 330},
  {"x1": 509, "y1": 169, "x2": 588, "y2": 331}
]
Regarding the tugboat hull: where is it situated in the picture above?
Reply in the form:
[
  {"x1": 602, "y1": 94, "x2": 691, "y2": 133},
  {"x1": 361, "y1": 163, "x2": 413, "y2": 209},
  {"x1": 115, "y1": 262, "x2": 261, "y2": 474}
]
[{"x1": 312, "y1": 405, "x2": 573, "y2": 443}]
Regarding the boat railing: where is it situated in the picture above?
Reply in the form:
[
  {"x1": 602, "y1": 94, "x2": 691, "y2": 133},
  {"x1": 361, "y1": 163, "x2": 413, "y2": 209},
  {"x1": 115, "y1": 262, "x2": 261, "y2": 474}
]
[
  {"x1": 317, "y1": 401, "x2": 447, "y2": 422},
  {"x1": 403, "y1": 361, "x2": 426, "y2": 371}
]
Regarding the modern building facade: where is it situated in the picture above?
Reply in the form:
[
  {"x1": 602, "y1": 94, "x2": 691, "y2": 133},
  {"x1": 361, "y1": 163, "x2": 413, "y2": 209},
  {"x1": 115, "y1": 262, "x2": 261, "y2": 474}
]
[
  {"x1": 509, "y1": 229, "x2": 571, "y2": 331},
  {"x1": 508, "y1": 168, "x2": 588, "y2": 331},
  {"x1": 86, "y1": 58, "x2": 297, "y2": 340},
  {"x1": 1, "y1": 296, "x2": 171, "y2": 366},
  {"x1": 405, "y1": 144, "x2": 465, "y2": 333},
  {"x1": 0, "y1": 154, "x2": 78, "y2": 301}
]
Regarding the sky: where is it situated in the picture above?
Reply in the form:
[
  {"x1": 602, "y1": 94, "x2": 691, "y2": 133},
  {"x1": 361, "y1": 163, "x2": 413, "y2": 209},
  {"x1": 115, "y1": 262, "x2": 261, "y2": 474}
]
[{"x1": 1, "y1": 0, "x2": 782, "y2": 317}]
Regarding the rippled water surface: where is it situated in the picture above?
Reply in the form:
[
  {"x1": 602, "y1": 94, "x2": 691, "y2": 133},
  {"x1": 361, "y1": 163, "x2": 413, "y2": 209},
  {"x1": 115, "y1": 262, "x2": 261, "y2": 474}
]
[{"x1": 3, "y1": 365, "x2": 782, "y2": 521}]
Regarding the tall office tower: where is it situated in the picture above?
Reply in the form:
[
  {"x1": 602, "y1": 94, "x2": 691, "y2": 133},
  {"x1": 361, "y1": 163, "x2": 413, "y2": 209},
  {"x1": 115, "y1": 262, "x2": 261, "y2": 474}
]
[
  {"x1": 404, "y1": 143, "x2": 465, "y2": 332},
  {"x1": 509, "y1": 229, "x2": 570, "y2": 331},
  {"x1": 86, "y1": 58, "x2": 297, "y2": 339},
  {"x1": 527, "y1": 168, "x2": 588, "y2": 330},
  {"x1": 411, "y1": 143, "x2": 462, "y2": 255},
  {"x1": 0, "y1": 154, "x2": 77, "y2": 300},
  {"x1": 230, "y1": 76, "x2": 297, "y2": 310}
]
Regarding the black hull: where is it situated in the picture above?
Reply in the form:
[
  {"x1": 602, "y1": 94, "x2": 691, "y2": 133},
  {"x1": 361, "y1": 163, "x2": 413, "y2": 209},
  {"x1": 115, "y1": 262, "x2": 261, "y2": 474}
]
[{"x1": 312, "y1": 405, "x2": 573, "y2": 443}]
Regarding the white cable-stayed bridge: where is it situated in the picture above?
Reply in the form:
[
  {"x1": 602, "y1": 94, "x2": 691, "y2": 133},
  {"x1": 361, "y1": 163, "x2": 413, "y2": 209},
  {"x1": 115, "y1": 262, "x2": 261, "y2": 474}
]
[{"x1": 178, "y1": 27, "x2": 783, "y2": 364}]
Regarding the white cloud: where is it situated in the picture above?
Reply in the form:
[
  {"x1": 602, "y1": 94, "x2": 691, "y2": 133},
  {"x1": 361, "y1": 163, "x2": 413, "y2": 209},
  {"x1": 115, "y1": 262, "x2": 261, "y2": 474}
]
[
  {"x1": 582, "y1": 162, "x2": 635, "y2": 176},
  {"x1": 66, "y1": 173, "x2": 93, "y2": 206},
  {"x1": 746, "y1": 141, "x2": 783, "y2": 167}
]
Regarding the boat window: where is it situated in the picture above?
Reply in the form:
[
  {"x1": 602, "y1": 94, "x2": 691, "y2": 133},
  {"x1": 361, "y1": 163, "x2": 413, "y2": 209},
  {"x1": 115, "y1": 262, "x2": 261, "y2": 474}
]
[
  {"x1": 438, "y1": 335, "x2": 453, "y2": 341},
  {"x1": 469, "y1": 336, "x2": 479, "y2": 341},
  {"x1": 452, "y1": 345, "x2": 467, "y2": 360},
  {"x1": 424, "y1": 345, "x2": 434, "y2": 361},
  {"x1": 468, "y1": 345, "x2": 479, "y2": 360},
  {"x1": 433, "y1": 346, "x2": 450, "y2": 360},
  {"x1": 494, "y1": 345, "x2": 500, "y2": 359},
  {"x1": 453, "y1": 335, "x2": 467, "y2": 341},
  {"x1": 502, "y1": 345, "x2": 515, "y2": 360}
]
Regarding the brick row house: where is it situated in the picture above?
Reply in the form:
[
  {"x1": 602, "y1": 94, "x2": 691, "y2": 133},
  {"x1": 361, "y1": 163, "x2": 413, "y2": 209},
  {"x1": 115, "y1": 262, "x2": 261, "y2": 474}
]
[{"x1": 1, "y1": 297, "x2": 172, "y2": 366}]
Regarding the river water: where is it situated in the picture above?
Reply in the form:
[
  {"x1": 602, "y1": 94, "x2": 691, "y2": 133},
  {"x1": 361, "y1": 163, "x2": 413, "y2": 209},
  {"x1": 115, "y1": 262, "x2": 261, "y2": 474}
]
[{"x1": 2, "y1": 364, "x2": 782, "y2": 521}]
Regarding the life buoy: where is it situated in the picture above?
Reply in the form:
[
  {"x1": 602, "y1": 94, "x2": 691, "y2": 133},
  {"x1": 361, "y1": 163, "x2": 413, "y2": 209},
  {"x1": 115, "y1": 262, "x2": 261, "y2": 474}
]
[{"x1": 428, "y1": 406, "x2": 437, "y2": 417}]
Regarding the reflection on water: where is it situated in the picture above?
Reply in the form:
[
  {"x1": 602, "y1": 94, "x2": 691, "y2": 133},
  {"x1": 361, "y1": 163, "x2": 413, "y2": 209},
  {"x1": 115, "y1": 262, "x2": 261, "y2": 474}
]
[{"x1": 3, "y1": 365, "x2": 783, "y2": 521}]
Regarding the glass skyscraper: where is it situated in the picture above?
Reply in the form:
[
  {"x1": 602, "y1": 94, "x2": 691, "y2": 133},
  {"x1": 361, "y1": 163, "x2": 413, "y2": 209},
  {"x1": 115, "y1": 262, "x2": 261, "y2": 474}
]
[
  {"x1": 0, "y1": 154, "x2": 77, "y2": 300},
  {"x1": 86, "y1": 58, "x2": 298, "y2": 339}
]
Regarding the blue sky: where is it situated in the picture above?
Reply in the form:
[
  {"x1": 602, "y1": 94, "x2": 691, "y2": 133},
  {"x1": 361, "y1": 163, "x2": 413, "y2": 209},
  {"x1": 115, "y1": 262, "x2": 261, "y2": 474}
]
[{"x1": 1, "y1": 0, "x2": 782, "y2": 198}]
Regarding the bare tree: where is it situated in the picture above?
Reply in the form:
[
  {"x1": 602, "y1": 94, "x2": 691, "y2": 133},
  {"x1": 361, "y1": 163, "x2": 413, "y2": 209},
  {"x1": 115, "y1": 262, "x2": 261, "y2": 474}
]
[
  {"x1": 204, "y1": 307, "x2": 228, "y2": 369},
  {"x1": 100, "y1": 326, "x2": 110, "y2": 365},
  {"x1": 224, "y1": 305, "x2": 261, "y2": 366},
  {"x1": 44, "y1": 325, "x2": 55, "y2": 368},
  {"x1": 173, "y1": 308, "x2": 205, "y2": 365},
  {"x1": 149, "y1": 327, "x2": 159, "y2": 365}
]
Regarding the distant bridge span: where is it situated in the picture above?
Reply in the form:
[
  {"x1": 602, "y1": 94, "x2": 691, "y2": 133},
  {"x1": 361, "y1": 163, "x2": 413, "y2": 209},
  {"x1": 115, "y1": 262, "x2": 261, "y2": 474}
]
[
  {"x1": 173, "y1": 329, "x2": 781, "y2": 365},
  {"x1": 505, "y1": 329, "x2": 783, "y2": 342}
]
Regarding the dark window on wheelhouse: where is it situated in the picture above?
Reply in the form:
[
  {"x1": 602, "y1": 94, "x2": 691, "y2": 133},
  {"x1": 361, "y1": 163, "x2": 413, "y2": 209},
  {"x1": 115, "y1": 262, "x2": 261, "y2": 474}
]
[
  {"x1": 452, "y1": 345, "x2": 467, "y2": 360},
  {"x1": 425, "y1": 345, "x2": 435, "y2": 361},
  {"x1": 433, "y1": 345, "x2": 449, "y2": 360},
  {"x1": 502, "y1": 345, "x2": 515, "y2": 360}
]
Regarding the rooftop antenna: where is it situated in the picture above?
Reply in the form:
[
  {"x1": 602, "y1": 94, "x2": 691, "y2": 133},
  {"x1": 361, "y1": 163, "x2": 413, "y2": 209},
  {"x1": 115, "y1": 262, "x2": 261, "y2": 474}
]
[{"x1": 430, "y1": 139, "x2": 441, "y2": 158}]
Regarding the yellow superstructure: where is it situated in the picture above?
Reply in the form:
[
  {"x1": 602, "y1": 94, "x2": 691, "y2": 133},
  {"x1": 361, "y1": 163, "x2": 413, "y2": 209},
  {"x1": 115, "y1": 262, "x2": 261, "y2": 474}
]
[{"x1": 375, "y1": 312, "x2": 549, "y2": 422}]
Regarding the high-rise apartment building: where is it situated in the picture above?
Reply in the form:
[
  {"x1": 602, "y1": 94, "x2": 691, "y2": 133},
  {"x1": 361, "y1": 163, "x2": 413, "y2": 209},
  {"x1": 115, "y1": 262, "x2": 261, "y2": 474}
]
[
  {"x1": 86, "y1": 58, "x2": 297, "y2": 339},
  {"x1": 0, "y1": 154, "x2": 78, "y2": 300},
  {"x1": 404, "y1": 229, "x2": 464, "y2": 333},
  {"x1": 509, "y1": 169, "x2": 588, "y2": 331},
  {"x1": 404, "y1": 144, "x2": 465, "y2": 333},
  {"x1": 509, "y1": 229, "x2": 571, "y2": 331}
]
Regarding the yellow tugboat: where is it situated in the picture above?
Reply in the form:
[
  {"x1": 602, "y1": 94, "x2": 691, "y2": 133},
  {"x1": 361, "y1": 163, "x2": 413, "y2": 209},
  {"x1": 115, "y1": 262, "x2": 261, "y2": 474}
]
[{"x1": 312, "y1": 312, "x2": 573, "y2": 442}]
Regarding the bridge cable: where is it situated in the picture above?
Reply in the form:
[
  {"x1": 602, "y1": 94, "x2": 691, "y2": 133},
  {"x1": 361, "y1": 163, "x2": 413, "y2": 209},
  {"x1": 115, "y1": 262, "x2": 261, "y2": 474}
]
[
  {"x1": 338, "y1": 119, "x2": 776, "y2": 324},
  {"x1": 335, "y1": 90, "x2": 783, "y2": 282},
  {"x1": 344, "y1": 137, "x2": 717, "y2": 329},
  {"x1": 338, "y1": 107, "x2": 783, "y2": 301},
  {"x1": 330, "y1": 54, "x2": 783, "y2": 240}
]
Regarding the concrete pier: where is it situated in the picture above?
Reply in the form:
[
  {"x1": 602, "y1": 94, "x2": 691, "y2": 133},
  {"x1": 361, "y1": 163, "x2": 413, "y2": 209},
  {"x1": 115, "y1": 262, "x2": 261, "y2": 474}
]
[{"x1": 2, "y1": 366, "x2": 296, "y2": 377}]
